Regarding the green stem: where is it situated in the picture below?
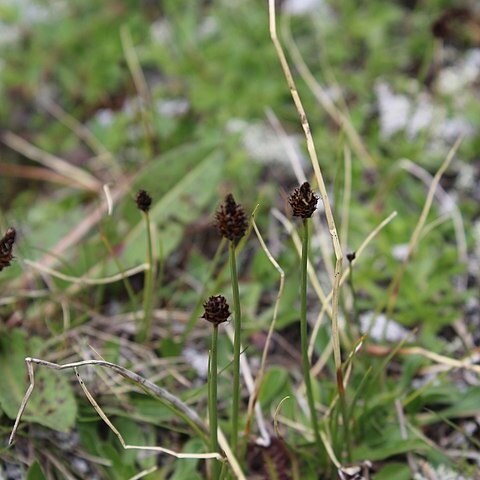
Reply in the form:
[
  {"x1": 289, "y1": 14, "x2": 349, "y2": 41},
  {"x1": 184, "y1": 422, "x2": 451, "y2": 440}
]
[
  {"x1": 300, "y1": 219, "x2": 322, "y2": 451},
  {"x1": 347, "y1": 260, "x2": 358, "y2": 339},
  {"x1": 229, "y1": 241, "x2": 241, "y2": 456},
  {"x1": 209, "y1": 325, "x2": 220, "y2": 480},
  {"x1": 100, "y1": 230, "x2": 138, "y2": 314},
  {"x1": 137, "y1": 211, "x2": 154, "y2": 343},
  {"x1": 336, "y1": 367, "x2": 352, "y2": 462}
]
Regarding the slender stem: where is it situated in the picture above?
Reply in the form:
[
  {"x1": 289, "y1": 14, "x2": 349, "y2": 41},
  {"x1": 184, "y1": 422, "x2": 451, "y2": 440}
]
[
  {"x1": 336, "y1": 367, "x2": 352, "y2": 462},
  {"x1": 347, "y1": 258, "x2": 358, "y2": 339},
  {"x1": 137, "y1": 211, "x2": 154, "y2": 343},
  {"x1": 210, "y1": 326, "x2": 220, "y2": 480},
  {"x1": 229, "y1": 241, "x2": 241, "y2": 456},
  {"x1": 300, "y1": 219, "x2": 322, "y2": 451},
  {"x1": 100, "y1": 230, "x2": 138, "y2": 314}
]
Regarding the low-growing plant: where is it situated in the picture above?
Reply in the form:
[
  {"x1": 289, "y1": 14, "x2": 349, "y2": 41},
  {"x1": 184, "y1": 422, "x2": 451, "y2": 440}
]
[{"x1": 1, "y1": 0, "x2": 478, "y2": 479}]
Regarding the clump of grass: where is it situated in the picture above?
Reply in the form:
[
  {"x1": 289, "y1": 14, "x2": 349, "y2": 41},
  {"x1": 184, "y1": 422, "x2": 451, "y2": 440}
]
[
  {"x1": 202, "y1": 294, "x2": 231, "y2": 480},
  {"x1": 215, "y1": 194, "x2": 248, "y2": 456},
  {"x1": 135, "y1": 189, "x2": 154, "y2": 343}
]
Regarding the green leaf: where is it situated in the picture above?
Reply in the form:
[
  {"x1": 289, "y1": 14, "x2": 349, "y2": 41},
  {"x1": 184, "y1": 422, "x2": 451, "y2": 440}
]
[
  {"x1": 373, "y1": 463, "x2": 411, "y2": 480},
  {"x1": 0, "y1": 331, "x2": 76, "y2": 433},
  {"x1": 26, "y1": 461, "x2": 46, "y2": 480},
  {"x1": 170, "y1": 438, "x2": 204, "y2": 480},
  {"x1": 120, "y1": 149, "x2": 224, "y2": 267},
  {"x1": 258, "y1": 367, "x2": 289, "y2": 407},
  {"x1": 353, "y1": 438, "x2": 427, "y2": 462}
]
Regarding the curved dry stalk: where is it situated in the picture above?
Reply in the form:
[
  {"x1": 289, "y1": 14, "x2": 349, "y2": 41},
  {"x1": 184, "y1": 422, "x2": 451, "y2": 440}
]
[
  {"x1": 281, "y1": 19, "x2": 375, "y2": 169},
  {"x1": 268, "y1": 0, "x2": 344, "y2": 405},
  {"x1": 273, "y1": 396, "x2": 291, "y2": 438},
  {"x1": 366, "y1": 345, "x2": 480, "y2": 374},
  {"x1": 225, "y1": 323, "x2": 271, "y2": 448},
  {"x1": 398, "y1": 157, "x2": 467, "y2": 288},
  {"x1": 1, "y1": 131, "x2": 101, "y2": 192},
  {"x1": 8, "y1": 357, "x2": 208, "y2": 447},
  {"x1": 74, "y1": 367, "x2": 221, "y2": 461},
  {"x1": 120, "y1": 26, "x2": 154, "y2": 158},
  {"x1": 128, "y1": 466, "x2": 158, "y2": 480},
  {"x1": 103, "y1": 184, "x2": 114, "y2": 216},
  {"x1": 24, "y1": 259, "x2": 148, "y2": 285},
  {"x1": 9, "y1": 357, "x2": 246, "y2": 479},
  {"x1": 244, "y1": 217, "x2": 285, "y2": 446},
  {"x1": 308, "y1": 211, "x2": 398, "y2": 360},
  {"x1": 385, "y1": 136, "x2": 462, "y2": 317},
  {"x1": 265, "y1": 109, "x2": 335, "y2": 279},
  {"x1": 41, "y1": 99, "x2": 113, "y2": 161}
]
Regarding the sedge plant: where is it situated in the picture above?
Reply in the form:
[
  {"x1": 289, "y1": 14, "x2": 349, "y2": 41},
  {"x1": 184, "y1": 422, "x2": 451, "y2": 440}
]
[
  {"x1": 214, "y1": 194, "x2": 248, "y2": 457},
  {"x1": 135, "y1": 189, "x2": 155, "y2": 343},
  {"x1": 288, "y1": 182, "x2": 323, "y2": 453},
  {"x1": 202, "y1": 294, "x2": 231, "y2": 480}
]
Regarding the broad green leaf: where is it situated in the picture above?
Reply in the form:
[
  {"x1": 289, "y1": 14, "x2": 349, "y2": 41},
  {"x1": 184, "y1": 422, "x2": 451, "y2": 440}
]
[
  {"x1": 170, "y1": 438, "x2": 204, "y2": 480},
  {"x1": 26, "y1": 461, "x2": 46, "y2": 480},
  {"x1": 0, "y1": 331, "x2": 76, "y2": 433},
  {"x1": 373, "y1": 463, "x2": 410, "y2": 480},
  {"x1": 353, "y1": 438, "x2": 427, "y2": 462},
  {"x1": 258, "y1": 367, "x2": 289, "y2": 407},
  {"x1": 120, "y1": 150, "x2": 224, "y2": 266}
]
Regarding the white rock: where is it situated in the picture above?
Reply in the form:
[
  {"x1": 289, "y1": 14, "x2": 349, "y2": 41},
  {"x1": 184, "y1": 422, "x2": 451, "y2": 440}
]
[{"x1": 359, "y1": 312, "x2": 410, "y2": 342}]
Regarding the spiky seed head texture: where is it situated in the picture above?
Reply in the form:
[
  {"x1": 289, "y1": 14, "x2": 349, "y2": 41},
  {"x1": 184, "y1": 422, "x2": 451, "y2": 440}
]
[
  {"x1": 135, "y1": 189, "x2": 152, "y2": 212},
  {"x1": 288, "y1": 182, "x2": 318, "y2": 218},
  {"x1": 215, "y1": 194, "x2": 248, "y2": 242},
  {"x1": 202, "y1": 295, "x2": 231, "y2": 326}
]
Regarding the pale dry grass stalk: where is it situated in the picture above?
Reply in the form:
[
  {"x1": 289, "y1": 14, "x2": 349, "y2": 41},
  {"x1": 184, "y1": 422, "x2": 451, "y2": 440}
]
[
  {"x1": 225, "y1": 323, "x2": 271, "y2": 448},
  {"x1": 0, "y1": 163, "x2": 86, "y2": 189},
  {"x1": 120, "y1": 25, "x2": 155, "y2": 158},
  {"x1": 385, "y1": 136, "x2": 463, "y2": 317},
  {"x1": 268, "y1": 1, "x2": 344, "y2": 409},
  {"x1": 9, "y1": 357, "x2": 247, "y2": 479},
  {"x1": 265, "y1": 108, "x2": 335, "y2": 279},
  {"x1": 41, "y1": 98, "x2": 113, "y2": 162},
  {"x1": 74, "y1": 367, "x2": 219, "y2": 460},
  {"x1": 308, "y1": 211, "x2": 398, "y2": 361},
  {"x1": 24, "y1": 259, "x2": 148, "y2": 285},
  {"x1": 244, "y1": 216, "x2": 285, "y2": 445},
  {"x1": 1, "y1": 131, "x2": 101, "y2": 191},
  {"x1": 281, "y1": 16, "x2": 375, "y2": 169}
]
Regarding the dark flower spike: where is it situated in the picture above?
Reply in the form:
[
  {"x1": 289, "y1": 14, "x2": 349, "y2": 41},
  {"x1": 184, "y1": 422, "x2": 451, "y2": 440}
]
[
  {"x1": 288, "y1": 182, "x2": 318, "y2": 218},
  {"x1": 215, "y1": 194, "x2": 248, "y2": 242},
  {"x1": 135, "y1": 189, "x2": 152, "y2": 212},
  {"x1": 202, "y1": 295, "x2": 231, "y2": 326},
  {"x1": 0, "y1": 227, "x2": 16, "y2": 272}
]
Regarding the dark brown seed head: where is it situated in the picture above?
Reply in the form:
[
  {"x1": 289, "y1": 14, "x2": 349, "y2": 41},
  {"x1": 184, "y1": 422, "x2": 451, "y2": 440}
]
[
  {"x1": 215, "y1": 194, "x2": 248, "y2": 242},
  {"x1": 288, "y1": 182, "x2": 318, "y2": 218},
  {"x1": 346, "y1": 252, "x2": 356, "y2": 263},
  {"x1": 0, "y1": 227, "x2": 16, "y2": 272},
  {"x1": 202, "y1": 295, "x2": 231, "y2": 326},
  {"x1": 135, "y1": 189, "x2": 152, "y2": 212}
]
